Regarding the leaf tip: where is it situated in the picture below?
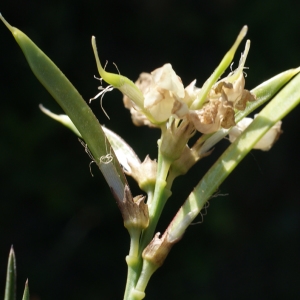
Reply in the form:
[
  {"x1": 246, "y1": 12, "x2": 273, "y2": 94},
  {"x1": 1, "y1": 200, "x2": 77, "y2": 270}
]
[
  {"x1": 239, "y1": 25, "x2": 248, "y2": 39},
  {"x1": 0, "y1": 14, "x2": 17, "y2": 35},
  {"x1": 9, "y1": 244, "x2": 15, "y2": 256}
]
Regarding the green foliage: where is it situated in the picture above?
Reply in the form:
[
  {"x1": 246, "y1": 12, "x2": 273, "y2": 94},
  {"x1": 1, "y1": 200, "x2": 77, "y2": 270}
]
[
  {"x1": 4, "y1": 247, "x2": 16, "y2": 300},
  {"x1": 4, "y1": 248, "x2": 29, "y2": 300}
]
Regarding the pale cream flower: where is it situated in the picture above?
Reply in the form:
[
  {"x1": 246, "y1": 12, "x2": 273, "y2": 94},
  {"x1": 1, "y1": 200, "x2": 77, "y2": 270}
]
[
  {"x1": 151, "y1": 63, "x2": 185, "y2": 98},
  {"x1": 188, "y1": 40, "x2": 255, "y2": 134},
  {"x1": 144, "y1": 87, "x2": 175, "y2": 123},
  {"x1": 171, "y1": 80, "x2": 200, "y2": 118},
  {"x1": 124, "y1": 54, "x2": 255, "y2": 134},
  {"x1": 124, "y1": 64, "x2": 191, "y2": 124},
  {"x1": 92, "y1": 26, "x2": 254, "y2": 133},
  {"x1": 183, "y1": 79, "x2": 201, "y2": 107},
  {"x1": 143, "y1": 64, "x2": 185, "y2": 123}
]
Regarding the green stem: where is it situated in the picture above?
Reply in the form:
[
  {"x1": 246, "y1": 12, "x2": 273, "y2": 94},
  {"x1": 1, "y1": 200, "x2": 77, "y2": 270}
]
[
  {"x1": 124, "y1": 228, "x2": 142, "y2": 300},
  {"x1": 124, "y1": 129, "x2": 173, "y2": 299},
  {"x1": 139, "y1": 151, "x2": 172, "y2": 256},
  {"x1": 139, "y1": 167, "x2": 171, "y2": 253},
  {"x1": 134, "y1": 260, "x2": 158, "y2": 295}
]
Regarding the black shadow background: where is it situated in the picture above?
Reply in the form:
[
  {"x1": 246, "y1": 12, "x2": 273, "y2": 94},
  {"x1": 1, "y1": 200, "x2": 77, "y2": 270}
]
[{"x1": 0, "y1": 0, "x2": 299, "y2": 299}]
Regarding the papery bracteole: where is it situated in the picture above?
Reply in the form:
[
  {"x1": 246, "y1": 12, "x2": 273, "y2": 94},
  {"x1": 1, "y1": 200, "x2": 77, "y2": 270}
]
[{"x1": 229, "y1": 117, "x2": 282, "y2": 151}]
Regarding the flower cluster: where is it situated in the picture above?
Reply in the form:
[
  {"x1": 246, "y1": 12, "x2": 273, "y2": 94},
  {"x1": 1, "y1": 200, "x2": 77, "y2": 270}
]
[
  {"x1": 123, "y1": 43, "x2": 255, "y2": 134},
  {"x1": 90, "y1": 28, "x2": 282, "y2": 153}
]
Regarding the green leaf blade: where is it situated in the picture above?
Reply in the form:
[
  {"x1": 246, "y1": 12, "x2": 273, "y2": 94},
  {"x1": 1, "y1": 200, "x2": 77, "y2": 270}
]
[
  {"x1": 0, "y1": 15, "x2": 128, "y2": 199},
  {"x1": 4, "y1": 247, "x2": 16, "y2": 300},
  {"x1": 21, "y1": 280, "x2": 29, "y2": 300}
]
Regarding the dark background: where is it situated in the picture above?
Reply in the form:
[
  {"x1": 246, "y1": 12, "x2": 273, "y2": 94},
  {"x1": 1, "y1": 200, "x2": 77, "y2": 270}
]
[{"x1": 0, "y1": 0, "x2": 299, "y2": 299}]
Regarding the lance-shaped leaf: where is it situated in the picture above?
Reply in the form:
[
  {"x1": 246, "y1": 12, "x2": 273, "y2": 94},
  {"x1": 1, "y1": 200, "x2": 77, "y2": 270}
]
[
  {"x1": 190, "y1": 26, "x2": 248, "y2": 110},
  {"x1": 4, "y1": 247, "x2": 16, "y2": 300},
  {"x1": 0, "y1": 14, "x2": 127, "y2": 201},
  {"x1": 21, "y1": 280, "x2": 29, "y2": 300}
]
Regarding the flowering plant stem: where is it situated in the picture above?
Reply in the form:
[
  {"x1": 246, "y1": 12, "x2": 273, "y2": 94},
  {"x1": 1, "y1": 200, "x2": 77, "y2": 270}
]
[
  {"x1": 141, "y1": 141, "x2": 172, "y2": 246},
  {"x1": 124, "y1": 130, "x2": 173, "y2": 299},
  {"x1": 1, "y1": 13, "x2": 300, "y2": 300}
]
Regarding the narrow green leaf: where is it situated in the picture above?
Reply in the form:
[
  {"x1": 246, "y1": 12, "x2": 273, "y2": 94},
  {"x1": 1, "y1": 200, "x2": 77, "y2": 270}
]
[
  {"x1": 191, "y1": 26, "x2": 248, "y2": 110},
  {"x1": 0, "y1": 14, "x2": 128, "y2": 200},
  {"x1": 236, "y1": 66, "x2": 300, "y2": 123},
  {"x1": 21, "y1": 280, "x2": 29, "y2": 300},
  {"x1": 4, "y1": 246, "x2": 16, "y2": 300}
]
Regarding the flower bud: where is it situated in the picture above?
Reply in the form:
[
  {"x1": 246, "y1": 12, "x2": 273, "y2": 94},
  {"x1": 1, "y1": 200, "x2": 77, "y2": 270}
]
[{"x1": 126, "y1": 155, "x2": 157, "y2": 192}]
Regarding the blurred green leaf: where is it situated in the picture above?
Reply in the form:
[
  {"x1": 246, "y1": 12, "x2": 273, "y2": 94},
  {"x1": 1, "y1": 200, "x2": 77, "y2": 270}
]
[
  {"x1": 4, "y1": 247, "x2": 16, "y2": 300},
  {"x1": 21, "y1": 280, "x2": 29, "y2": 300},
  {"x1": 0, "y1": 14, "x2": 128, "y2": 201}
]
